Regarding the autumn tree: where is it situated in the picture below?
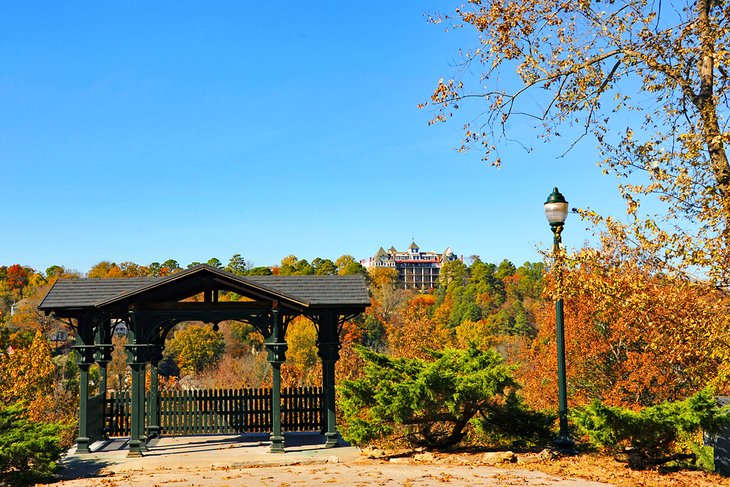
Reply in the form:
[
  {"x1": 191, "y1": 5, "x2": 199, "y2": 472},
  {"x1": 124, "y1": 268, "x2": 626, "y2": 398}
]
[
  {"x1": 149, "y1": 259, "x2": 182, "y2": 276},
  {"x1": 195, "y1": 353, "x2": 270, "y2": 389},
  {"x1": 336, "y1": 321, "x2": 367, "y2": 382},
  {"x1": 5, "y1": 265, "x2": 30, "y2": 300},
  {"x1": 45, "y1": 265, "x2": 79, "y2": 280},
  {"x1": 166, "y1": 324, "x2": 225, "y2": 375},
  {"x1": 520, "y1": 243, "x2": 730, "y2": 410},
  {"x1": 368, "y1": 267, "x2": 409, "y2": 327},
  {"x1": 281, "y1": 317, "x2": 321, "y2": 387},
  {"x1": 87, "y1": 261, "x2": 122, "y2": 278},
  {"x1": 107, "y1": 334, "x2": 131, "y2": 392},
  {"x1": 387, "y1": 294, "x2": 453, "y2": 359},
  {"x1": 312, "y1": 257, "x2": 337, "y2": 275},
  {"x1": 335, "y1": 255, "x2": 368, "y2": 277},
  {"x1": 5, "y1": 265, "x2": 29, "y2": 292},
  {"x1": 147, "y1": 262, "x2": 163, "y2": 276},
  {"x1": 87, "y1": 261, "x2": 149, "y2": 278},
  {"x1": 9, "y1": 285, "x2": 62, "y2": 336},
  {"x1": 219, "y1": 321, "x2": 263, "y2": 358},
  {"x1": 0, "y1": 331, "x2": 55, "y2": 408},
  {"x1": 0, "y1": 331, "x2": 76, "y2": 431},
  {"x1": 279, "y1": 255, "x2": 315, "y2": 276},
  {"x1": 118, "y1": 262, "x2": 147, "y2": 277},
  {"x1": 428, "y1": 0, "x2": 730, "y2": 284}
]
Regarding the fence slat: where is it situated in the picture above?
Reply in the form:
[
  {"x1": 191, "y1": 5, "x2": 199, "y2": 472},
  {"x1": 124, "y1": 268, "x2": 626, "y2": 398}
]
[{"x1": 103, "y1": 386, "x2": 325, "y2": 437}]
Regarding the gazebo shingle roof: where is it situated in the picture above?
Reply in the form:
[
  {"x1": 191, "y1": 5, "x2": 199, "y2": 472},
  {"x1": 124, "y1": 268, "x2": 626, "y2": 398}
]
[
  {"x1": 244, "y1": 275, "x2": 370, "y2": 306},
  {"x1": 38, "y1": 265, "x2": 370, "y2": 311},
  {"x1": 39, "y1": 278, "x2": 154, "y2": 309}
]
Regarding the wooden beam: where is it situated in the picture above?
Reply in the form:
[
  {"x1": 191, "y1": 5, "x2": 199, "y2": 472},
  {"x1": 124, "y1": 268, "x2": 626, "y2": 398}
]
[{"x1": 139, "y1": 302, "x2": 271, "y2": 312}]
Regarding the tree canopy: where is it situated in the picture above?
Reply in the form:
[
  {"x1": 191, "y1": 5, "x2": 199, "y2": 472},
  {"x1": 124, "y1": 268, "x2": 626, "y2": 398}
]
[
  {"x1": 167, "y1": 324, "x2": 225, "y2": 375},
  {"x1": 427, "y1": 0, "x2": 730, "y2": 284}
]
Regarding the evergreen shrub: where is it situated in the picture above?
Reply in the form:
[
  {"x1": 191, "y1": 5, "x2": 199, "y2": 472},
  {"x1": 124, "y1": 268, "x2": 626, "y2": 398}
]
[
  {"x1": 572, "y1": 389, "x2": 730, "y2": 469},
  {"x1": 339, "y1": 344, "x2": 552, "y2": 449},
  {"x1": 0, "y1": 404, "x2": 64, "y2": 485}
]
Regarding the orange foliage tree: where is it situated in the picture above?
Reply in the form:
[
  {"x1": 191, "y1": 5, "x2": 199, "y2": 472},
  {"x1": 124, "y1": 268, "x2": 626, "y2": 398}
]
[
  {"x1": 0, "y1": 331, "x2": 76, "y2": 439},
  {"x1": 387, "y1": 294, "x2": 454, "y2": 359},
  {"x1": 520, "y1": 247, "x2": 730, "y2": 410},
  {"x1": 336, "y1": 321, "x2": 365, "y2": 383}
]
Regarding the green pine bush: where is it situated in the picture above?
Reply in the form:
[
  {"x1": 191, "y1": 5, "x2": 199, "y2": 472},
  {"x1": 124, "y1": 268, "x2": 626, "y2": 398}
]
[
  {"x1": 0, "y1": 404, "x2": 64, "y2": 485},
  {"x1": 339, "y1": 345, "x2": 552, "y2": 449},
  {"x1": 473, "y1": 391, "x2": 555, "y2": 448},
  {"x1": 572, "y1": 389, "x2": 730, "y2": 469}
]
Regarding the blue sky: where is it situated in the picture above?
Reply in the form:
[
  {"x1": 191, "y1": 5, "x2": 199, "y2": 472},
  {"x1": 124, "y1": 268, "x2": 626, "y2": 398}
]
[{"x1": 1, "y1": 2, "x2": 627, "y2": 274}]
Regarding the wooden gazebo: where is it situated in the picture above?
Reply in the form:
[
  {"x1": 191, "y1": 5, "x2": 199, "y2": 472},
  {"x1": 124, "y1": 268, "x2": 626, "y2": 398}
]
[{"x1": 39, "y1": 264, "x2": 369, "y2": 456}]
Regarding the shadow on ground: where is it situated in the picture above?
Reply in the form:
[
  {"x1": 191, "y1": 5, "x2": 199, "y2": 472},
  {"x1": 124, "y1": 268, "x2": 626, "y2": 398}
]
[
  {"x1": 56, "y1": 438, "x2": 128, "y2": 480},
  {"x1": 55, "y1": 432, "x2": 350, "y2": 480}
]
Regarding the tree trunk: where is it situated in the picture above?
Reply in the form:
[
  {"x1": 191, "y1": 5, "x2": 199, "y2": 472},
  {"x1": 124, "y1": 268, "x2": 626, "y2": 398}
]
[{"x1": 696, "y1": 0, "x2": 730, "y2": 220}]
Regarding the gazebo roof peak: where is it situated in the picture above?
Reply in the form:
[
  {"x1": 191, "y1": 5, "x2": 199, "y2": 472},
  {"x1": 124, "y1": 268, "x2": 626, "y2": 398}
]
[{"x1": 39, "y1": 264, "x2": 370, "y2": 315}]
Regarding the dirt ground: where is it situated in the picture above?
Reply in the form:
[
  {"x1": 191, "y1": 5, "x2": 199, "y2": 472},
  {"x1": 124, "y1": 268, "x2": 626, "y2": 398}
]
[
  {"x1": 49, "y1": 460, "x2": 613, "y2": 487},
  {"x1": 44, "y1": 435, "x2": 730, "y2": 487}
]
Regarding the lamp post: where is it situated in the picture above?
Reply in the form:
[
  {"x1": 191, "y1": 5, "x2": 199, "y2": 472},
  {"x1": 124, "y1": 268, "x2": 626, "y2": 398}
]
[{"x1": 544, "y1": 187, "x2": 577, "y2": 454}]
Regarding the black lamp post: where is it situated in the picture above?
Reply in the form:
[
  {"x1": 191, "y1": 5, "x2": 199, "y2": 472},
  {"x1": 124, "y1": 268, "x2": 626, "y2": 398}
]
[{"x1": 544, "y1": 187, "x2": 577, "y2": 454}]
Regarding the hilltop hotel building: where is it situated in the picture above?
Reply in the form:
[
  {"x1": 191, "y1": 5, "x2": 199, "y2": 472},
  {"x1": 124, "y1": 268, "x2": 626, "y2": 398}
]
[{"x1": 360, "y1": 242, "x2": 461, "y2": 290}]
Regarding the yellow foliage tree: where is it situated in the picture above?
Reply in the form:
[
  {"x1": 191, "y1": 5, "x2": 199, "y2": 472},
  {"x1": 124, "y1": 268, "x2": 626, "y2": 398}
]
[
  {"x1": 0, "y1": 331, "x2": 75, "y2": 437},
  {"x1": 387, "y1": 295, "x2": 454, "y2": 359},
  {"x1": 0, "y1": 331, "x2": 55, "y2": 405},
  {"x1": 167, "y1": 324, "x2": 225, "y2": 375},
  {"x1": 281, "y1": 317, "x2": 321, "y2": 387}
]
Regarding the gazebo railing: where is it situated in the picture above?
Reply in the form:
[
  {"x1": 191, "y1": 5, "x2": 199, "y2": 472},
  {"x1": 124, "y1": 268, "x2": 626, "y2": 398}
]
[{"x1": 105, "y1": 386, "x2": 324, "y2": 437}]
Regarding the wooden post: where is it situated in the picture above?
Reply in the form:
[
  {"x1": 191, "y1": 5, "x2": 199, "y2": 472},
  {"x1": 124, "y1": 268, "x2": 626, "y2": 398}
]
[
  {"x1": 74, "y1": 315, "x2": 96, "y2": 454},
  {"x1": 147, "y1": 344, "x2": 162, "y2": 440},
  {"x1": 265, "y1": 302, "x2": 287, "y2": 453},
  {"x1": 317, "y1": 311, "x2": 341, "y2": 448},
  {"x1": 77, "y1": 363, "x2": 91, "y2": 453},
  {"x1": 125, "y1": 312, "x2": 148, "y2": 457},
  {"x1": 95, "y1": 320, "x2": 113, "y2": 440}
]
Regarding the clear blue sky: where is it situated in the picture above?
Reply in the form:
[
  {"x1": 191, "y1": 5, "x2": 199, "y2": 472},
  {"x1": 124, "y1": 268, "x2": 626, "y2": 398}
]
[{"x1": 1, "y1": 1, "x2": 627, "y2": 274}]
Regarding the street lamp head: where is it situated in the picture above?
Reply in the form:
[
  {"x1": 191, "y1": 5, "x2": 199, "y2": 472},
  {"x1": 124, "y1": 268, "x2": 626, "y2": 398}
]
[{"x1": 544, "y1": 187, "x2": 569, "y2": 227}]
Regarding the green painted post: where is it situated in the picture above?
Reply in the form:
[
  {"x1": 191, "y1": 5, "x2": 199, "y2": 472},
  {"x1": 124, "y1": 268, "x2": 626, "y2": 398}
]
[
  {"x1": 77, "y1": 363, "x2": 91, "y2": 453},
  {"x1": 322, "y1": 359, "x2": 337, "y2": 447},
  {"x1": 128, "y1": 363, "x2": 144, "y2": 456},
  {"x1": 147, "y1": 345, "x2": 162, "y2": 440},
  {"x1": 95, "y1": 321, "x2": 112, "y2": 440},
  {"x1": 126, "y1": 315, "x2": 147, "y2": 457},
  {"x1": 74, "y1": 317, "x2": 96, "y2": 454},
  {"x1": 317, "y1": 311, "x2": 341, "y2": 448},
  {"x1": 265, "y1": 302, "x2": 287, "y2": 453},
  {"x1": 271, "y1": 362, "x2": 283, "y2": 451},
  {"x1": 137, "y1": 366, "x2": 148, "y2": 450}
]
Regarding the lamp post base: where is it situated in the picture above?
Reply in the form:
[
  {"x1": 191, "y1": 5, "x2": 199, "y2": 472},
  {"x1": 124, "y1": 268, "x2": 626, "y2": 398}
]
[{"x1": 554, "y1": 434, "x2": 578, "y2": 455}]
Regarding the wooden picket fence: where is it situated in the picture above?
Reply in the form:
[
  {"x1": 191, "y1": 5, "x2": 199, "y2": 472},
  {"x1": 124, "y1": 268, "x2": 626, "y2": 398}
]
[{"x1": 105, "y1": 387, "x2": 324, "y2": 437}]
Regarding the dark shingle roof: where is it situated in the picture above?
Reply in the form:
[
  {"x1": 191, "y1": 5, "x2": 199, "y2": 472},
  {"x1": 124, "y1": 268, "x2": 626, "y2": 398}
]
[
  {"x1": 39, "y1": 278, "x2": 153, "y2": 309},
  {"x1": 244, "y1": 275, "x2": 370, "y2": 307},
  {"x1": 39, "y1": 265, "x2": 370, "y2": 311}
]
